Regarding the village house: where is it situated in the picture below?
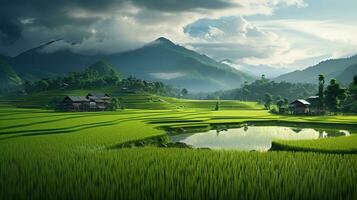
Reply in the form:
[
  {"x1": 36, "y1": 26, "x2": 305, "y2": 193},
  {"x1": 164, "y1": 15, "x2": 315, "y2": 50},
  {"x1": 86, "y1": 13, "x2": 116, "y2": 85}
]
[
  {"x1": 289, "y1": 96, "x2": 322, "y2": 115},
  {"x1": 86, "y1": 93, "x2": 111, "y2": 111},
  {"x1": 59, "y1": 96, "x2": 90, "y2": 111},
  {"x1": 58, "y1": 93, "x2": 112, "y2": 112},
  {"x1": 289, "y1": 99, "x2": 311, "y2": 115}
]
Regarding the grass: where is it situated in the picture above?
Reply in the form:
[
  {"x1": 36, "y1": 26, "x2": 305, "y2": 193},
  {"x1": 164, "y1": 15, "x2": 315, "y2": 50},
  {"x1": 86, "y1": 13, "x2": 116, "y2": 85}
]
[
  {"x1": 0, "y1": 93, "x2": 357, "y2": 199},
  {"x1": 1, "y1": 147, "x2": 356, "y2": 199},
  {"x1": 11, "y1": 89, "x2": 263, "y2": 110},
  {"x1": 272, "y1": 134, "x2": 357, "y2": 153}
]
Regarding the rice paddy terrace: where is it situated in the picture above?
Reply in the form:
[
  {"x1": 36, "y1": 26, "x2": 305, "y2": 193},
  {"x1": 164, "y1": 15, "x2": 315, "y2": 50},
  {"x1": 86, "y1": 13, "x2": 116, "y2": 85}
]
[{"x1": 0, "y1": 91, "x2": 356, "y2": 199}]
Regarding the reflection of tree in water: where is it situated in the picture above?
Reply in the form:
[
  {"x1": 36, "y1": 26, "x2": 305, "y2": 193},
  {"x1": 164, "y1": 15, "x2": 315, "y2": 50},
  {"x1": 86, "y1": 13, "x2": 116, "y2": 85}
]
[
  {"x1": 329, "y1": 130, "x2": 348, "y2": 137},
  {"x1": 319, "y1": 130, "x2": 328, "y2": 138},
  {"x1": 291, "y1": 128, "x2": 302, "y2": 133},
  {"x1": 244, "y1": 126, "x2": 248, "y2": 132},
  {"x1": 318, "y1": 130, "x2": 323, "y2": 138},
  {"x1": 339, "y1": 130, "x2": 350, "y2": 136},
  {"x1": 216, "y1": 128, "x2": 228, "y2": 136}
]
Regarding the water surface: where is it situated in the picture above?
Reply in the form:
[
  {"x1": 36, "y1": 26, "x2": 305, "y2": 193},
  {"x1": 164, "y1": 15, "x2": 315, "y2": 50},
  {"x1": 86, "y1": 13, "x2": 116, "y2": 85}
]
[{"x1": 169, "y1": 126, "x2": 350, "y2": 151}]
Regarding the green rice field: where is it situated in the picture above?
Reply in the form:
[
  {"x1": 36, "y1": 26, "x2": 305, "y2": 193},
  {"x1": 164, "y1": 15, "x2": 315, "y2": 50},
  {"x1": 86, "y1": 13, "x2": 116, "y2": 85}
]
[{"x1": 0, "y1": 93, "x2": 357, "y2": 199}]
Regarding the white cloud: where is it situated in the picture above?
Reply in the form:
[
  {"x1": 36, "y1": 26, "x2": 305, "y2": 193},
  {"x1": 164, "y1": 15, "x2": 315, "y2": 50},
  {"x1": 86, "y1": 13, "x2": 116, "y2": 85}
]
[
  {"x1": 20, "y1": 18, "x2": 35, "y2": 25},
  {"x1": 256, "y1": 20, "x2": 357, "y2": 46},
  {"x1": 184, "y1": 16, "x2": 295, "y2": 67},
  {"x1": 253, "y1": 19, "x2": 357, "y2": 66},
  {"x1": 149, "y1": 72, "x2": 186, "y2": 80},
  {"x1": 4, "y1": 0, "x2": 316, "y2": 71},
  {"x1": 239, "y1": 48, "x2": 323, "y2": 66},
  {"x1": 184, "y1": 15, "x2": 357, "y2": 69},
  {"x1": 39, "y1": 0, "x2": 310, "y2": 55}
]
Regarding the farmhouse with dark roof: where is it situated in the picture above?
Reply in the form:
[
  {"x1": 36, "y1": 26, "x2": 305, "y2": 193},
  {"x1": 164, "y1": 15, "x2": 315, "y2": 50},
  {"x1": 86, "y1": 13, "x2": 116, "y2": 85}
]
[
  {"x1": 58, "y1": 93, "x2": 112, "y2": 111},
  {"x1": 289, "y1": 99, "x2": 311, "y2": 114}
]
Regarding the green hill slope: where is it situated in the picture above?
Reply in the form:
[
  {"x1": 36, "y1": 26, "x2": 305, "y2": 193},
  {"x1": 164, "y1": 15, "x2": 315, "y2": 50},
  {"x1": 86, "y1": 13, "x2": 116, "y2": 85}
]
[
  {"x1": 11, "y1": 40, "x2": 99, "y2": 81},
  {"x1": 10, "y1": 38, "x2": 254, "y2": 92},
  {"x1": 107, "y1": 37, "x2": 254, "y2": 92},
  {"x1": 0, "y1": 58, "x2": 22, "y2": 89},
  {"x1": 87, "y1": 60, "x2": 121, "y2": 77},
  {"x1": 11, "y1": 89, "x2": 261, "y2": 110},
  {"x1": 336, "y1": 63, "x2": 357, "y2": 84},
  {"x1": 274, "y1": 55, "x2": 357, "y2": 84}
]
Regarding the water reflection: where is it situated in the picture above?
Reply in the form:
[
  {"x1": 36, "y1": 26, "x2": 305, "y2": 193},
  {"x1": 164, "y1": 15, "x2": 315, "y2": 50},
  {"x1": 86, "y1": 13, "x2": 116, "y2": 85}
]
[{"x1": 169, "y1": 126, "x2": 350, "y2": 151}]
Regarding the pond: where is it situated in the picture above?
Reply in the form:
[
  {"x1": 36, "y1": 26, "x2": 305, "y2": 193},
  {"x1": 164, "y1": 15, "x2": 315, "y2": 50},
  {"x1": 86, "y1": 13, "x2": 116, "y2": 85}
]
[{"x1": 169, "y1": 125, "x2": 351, "y2": 151}]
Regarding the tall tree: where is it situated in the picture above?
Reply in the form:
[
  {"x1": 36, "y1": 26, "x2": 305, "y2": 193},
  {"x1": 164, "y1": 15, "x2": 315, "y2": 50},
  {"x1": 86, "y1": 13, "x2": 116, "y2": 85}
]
[
  {"x1": 284, "y1": 98, "x2": 289, "y2": 113},
  {"x1": 350, "y1": 75, "x2": 357, "y2": 102},
  {"x1": 261, "y1": 74, "x2": 266, "y2": 81},
  {"x1": 318, "y1": 74, "x2": 325, "y2": 112},
  {"x1": 38, "y1": 80, "x2": 49, "y2": 91},
  {"x1": 276, "y1": 98, "x2": 285, "y2": 113},
  {"x1": 214, "y1": 97, "x2": 220, "y2": 111},
  {"x1": 181, "y1": 88, "x2": 188, "y2": 97},
  {"x1": 263, "y1": 93, "x2": 273, "y2": 110},
  {"x1": 110, "y1": 98, "x2": 119, "y2": 111},
  {"x1": 325, "y1": 79, "x2": 346, "y2": 113},
  {"x1": 342, "y1": 75, "x2": 357, "y2": 113},
  {"x1": 241, "y1": 81, "x2": 250, "y2": 101}
]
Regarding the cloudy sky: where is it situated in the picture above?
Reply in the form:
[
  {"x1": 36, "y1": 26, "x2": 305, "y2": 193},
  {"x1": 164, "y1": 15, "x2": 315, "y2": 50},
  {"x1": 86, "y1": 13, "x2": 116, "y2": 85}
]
[{"x1": 1, "y1": 0, "x2": 356, "y2": 70}]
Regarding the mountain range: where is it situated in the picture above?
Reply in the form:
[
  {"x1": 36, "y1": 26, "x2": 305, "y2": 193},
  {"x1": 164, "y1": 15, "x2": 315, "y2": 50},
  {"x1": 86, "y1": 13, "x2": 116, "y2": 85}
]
[
  {"x1": 6, "y1": 37, "x2": 254, "y2": 92},
  {"x1": 1, "y1": 37, "x2": 357, "y2": 92},
  {"x1": 274, "y1": 55, "x2": 357, "y2": 85},
  {"x1": 219, "y1": 59, "x2": 291, "y2": 79}
]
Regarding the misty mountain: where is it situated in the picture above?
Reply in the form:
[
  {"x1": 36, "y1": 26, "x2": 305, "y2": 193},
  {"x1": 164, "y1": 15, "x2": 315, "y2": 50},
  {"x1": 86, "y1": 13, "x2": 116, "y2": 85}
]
[
  {"x1": 0, "y1": 57, "x2": 22, "y2": 89},
  {"x1": 9, "y1": 37, "x2": 255, "y2": 92},
  {"x1": 336, "y1": 63, "x2": 357, "y2": 85},
  {"x1": 11, "y1": 40, "x2": 100, "y2": 81},
  {"x1": 220, "y1": 59, "x2": 291, "y2": 78},
  {"x1": 274, "y1": 55, "x2": 357, "y2": 84},
  {"x1": 105, "y1": 37, "x2": 254, "y2": 91}
]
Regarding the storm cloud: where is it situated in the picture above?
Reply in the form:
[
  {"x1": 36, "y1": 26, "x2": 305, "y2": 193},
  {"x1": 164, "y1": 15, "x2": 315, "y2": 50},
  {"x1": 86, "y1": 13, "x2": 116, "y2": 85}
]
[
  {"x1": 2, "y1": 0, "x2": 354, "y2": 71},
  {"x1": 0, "y1": 0, "x2": 241, "y2": 55},
  {"x1": 0, "y1": 0, "x2": 310, "y2": 55}
]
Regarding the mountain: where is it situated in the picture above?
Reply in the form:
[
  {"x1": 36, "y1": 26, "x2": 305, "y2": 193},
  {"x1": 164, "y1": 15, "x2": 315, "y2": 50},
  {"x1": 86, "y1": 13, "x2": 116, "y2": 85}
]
[
  {"x1": 11, "y1": 39, "x2": 99, "y2": 81},
  {"x1": 220, "y1": 59, "x2": 291, "y2": 78},
  {"x1": 105, "y1": 37, "x2": 254, "y2": 91},
  {"x1": 336, "y1": 63, "x2": 357, "y2": 85},
  {"x1": 274, "y1": 55, "x2": 357, "y2": 84},
  {"x1": 0, "y1": 57, "x2": 22, "y2": 89},
  {"x1": 10, "y1": 37, "x2": 254, "y2": 92}
]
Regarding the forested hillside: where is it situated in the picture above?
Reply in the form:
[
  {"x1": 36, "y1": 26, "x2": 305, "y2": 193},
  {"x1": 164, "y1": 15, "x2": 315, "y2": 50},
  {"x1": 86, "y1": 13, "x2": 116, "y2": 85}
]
[
  {"x1": 0, "y1": 57, "x2": 22, "y2": 90},
  {"x1": 207, "y1": 75, "x2": 317, "y2": 102},
  {"x1": 274, "y1": 55, "x2": 357, "y2": 84}
]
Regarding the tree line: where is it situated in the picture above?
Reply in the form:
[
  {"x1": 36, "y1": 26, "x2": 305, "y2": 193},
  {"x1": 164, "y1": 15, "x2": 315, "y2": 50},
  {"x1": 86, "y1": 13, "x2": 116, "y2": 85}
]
[
  {"x1": 263, "y1": 75, "x2": 357, "y2": 114},
  {"x1": 317, "y1": 74, "x2": 357, "y2": 114},
  {"x1": 22, "y1": 63, "x2": 188, "y2": 98},
  {"x1": 207, "y1": 75, "x2": 317, "y2": 102}
]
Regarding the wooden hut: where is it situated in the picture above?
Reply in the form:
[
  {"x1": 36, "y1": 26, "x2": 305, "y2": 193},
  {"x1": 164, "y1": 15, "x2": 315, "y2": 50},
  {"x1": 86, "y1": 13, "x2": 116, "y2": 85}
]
[
  {"x1": 289, "y1": 99, "x2": 310, "y2": 114},
  {"x1": 59, "y1": 96, "x2": 89, "y2": 111},
  {"x1": 57, "y1": 92, "x2": 112, "y2": 112},
  {"x1": 86, "y1": 93, "x2": 112, "y2": 111}
]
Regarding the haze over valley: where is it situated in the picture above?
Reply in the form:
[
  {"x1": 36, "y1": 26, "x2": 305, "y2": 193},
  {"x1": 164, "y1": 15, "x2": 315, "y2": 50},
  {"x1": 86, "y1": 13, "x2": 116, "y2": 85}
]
[{"x1": 0, "y1": 1, "x2": 357, "y2": 199}]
